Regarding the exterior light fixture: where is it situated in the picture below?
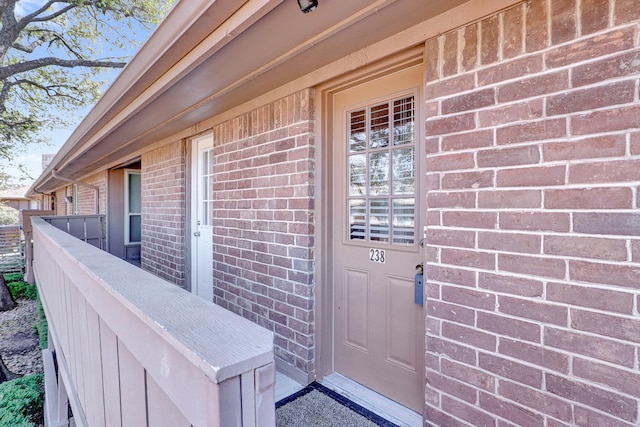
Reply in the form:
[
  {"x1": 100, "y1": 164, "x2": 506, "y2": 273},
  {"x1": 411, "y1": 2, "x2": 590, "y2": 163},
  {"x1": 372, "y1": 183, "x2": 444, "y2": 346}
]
[
  {"x1": 297, "y1": 0, "x2": 318, "y2": 13},
  {"x1": 65, "y1": 195, "x2": 73, "y2": 203}
]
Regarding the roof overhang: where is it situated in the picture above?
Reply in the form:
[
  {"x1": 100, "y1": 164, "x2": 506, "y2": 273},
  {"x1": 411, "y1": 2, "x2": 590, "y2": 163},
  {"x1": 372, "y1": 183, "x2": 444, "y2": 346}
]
[
  {"x1": 0, "y1": 186, "x2": 32, "y2": 201},
  {"x1": 30, "y1": 0, "x2": 476, "y2": 195}
]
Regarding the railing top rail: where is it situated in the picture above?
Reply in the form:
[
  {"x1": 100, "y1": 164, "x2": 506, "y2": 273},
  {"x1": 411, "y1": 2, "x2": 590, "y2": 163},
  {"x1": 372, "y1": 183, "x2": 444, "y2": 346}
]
[
  {"x1": 31, "y1": 216, "x2": 273, "y2": 383},
  {"x1": 0, "y1": 225, "x2": 19, "y2": 230},
  {"x1": 40, "y1": 214, "x2": 105, "y2": 220}
]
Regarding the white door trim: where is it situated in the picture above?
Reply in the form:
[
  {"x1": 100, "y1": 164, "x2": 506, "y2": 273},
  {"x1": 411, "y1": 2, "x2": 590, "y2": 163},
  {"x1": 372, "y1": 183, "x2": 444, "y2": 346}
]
[{"x1": 190, "y1": 133, "x2": 215, "y2": 301}]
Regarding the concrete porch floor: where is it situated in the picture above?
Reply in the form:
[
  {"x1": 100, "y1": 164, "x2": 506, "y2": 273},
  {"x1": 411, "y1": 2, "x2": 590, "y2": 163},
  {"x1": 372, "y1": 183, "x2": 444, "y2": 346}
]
[{"x1": 275, "y1": 371, "x2": 422, "y2": 427}]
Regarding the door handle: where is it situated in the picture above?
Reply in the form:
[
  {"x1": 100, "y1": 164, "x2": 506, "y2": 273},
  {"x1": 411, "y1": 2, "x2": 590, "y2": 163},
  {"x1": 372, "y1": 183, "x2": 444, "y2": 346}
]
[{"x1": 193, "y1": 231, "x2": 201, "y2": 237}]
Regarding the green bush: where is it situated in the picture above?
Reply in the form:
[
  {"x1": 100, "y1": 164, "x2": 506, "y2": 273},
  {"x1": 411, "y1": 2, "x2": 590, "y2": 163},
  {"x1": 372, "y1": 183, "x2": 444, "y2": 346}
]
[
  {"x1": 0, "y1": 275, "x2": 46, "y2": 426},
  {"x1": 6, "y1": 282, "x2": 38, "y2": 301},
  {"x1": 36, "y1": 321, "x2": 47, "y2": 349},
  {"x1": 0, "y1": 374, "x2": 44, "y2": 427},
  {"x1": 33, "y1": 299, "x2": 48, "y2": 350},
  {"x1": 36, "y1": 298, "x2": 44, "y2": 320},
  {"x1": 0, "y1": 204, "x2": 18, "y2": 227},
  {"x1": 2, "y1": 273, "x2": 22, "y2": 283}
]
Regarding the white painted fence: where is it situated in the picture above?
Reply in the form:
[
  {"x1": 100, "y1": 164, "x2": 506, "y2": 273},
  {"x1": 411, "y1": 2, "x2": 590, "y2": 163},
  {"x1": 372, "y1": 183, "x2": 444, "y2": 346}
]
[{"x1": 31, "y1": 216, "x2": 275, "y2": 426}]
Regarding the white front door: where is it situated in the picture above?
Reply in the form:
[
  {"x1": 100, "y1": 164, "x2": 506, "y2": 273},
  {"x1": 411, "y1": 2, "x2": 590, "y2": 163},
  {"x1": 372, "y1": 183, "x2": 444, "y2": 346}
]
[
  {"x1": 191, "y1": 135, "x2": 214, "y2": 301},
  {"x1": 332, "y1": 66, "x2": 425, "y2": 412}
]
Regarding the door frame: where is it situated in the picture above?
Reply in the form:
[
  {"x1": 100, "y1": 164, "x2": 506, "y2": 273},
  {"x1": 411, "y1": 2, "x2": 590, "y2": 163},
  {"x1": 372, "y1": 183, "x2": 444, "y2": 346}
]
[
  {"x1": 189, "y1": 133, "x2": 214, "y2": 298},
  {"x1": 316, "y1": 47, "x2": 426, "y2": 383}
]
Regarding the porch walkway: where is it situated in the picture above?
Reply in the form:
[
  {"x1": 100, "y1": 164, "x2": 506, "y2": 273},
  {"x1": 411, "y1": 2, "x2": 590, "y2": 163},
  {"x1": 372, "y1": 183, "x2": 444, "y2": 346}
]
[{"x1": 275, "y1": 372, "x2": 422, "y2": 427}]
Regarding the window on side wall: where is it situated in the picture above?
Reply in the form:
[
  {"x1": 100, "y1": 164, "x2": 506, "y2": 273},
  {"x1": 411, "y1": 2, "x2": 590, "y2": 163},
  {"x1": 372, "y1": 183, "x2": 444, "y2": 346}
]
[{"x1": 124, "y1": 170, "x2": 142, "y2": 245}]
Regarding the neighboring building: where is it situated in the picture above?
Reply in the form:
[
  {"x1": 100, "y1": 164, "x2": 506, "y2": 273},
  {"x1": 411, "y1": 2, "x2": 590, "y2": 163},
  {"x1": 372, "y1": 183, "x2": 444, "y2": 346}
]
[
  {"x1": 0, "y1": 186, "x2": 39, "y2": 211},
  {"x1": 28, "y1": 0, "x2": 640, "y2": 424}
]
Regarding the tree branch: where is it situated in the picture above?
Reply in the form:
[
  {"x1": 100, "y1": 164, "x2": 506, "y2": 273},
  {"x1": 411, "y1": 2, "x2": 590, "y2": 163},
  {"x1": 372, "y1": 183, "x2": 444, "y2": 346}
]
[
  {"x1": 28, "y1": 4, "x2": 77, "y2": 24},
  {"x1": 0, "y1": 0, "x2": 171, "y2": 160},
  {"x1": 0, "y1": 0, "x2": 20, "y2": 55},
  {"x1": 0, "y1": 80, "x2": 12, "y2": 113},
  {"x1": 11, "y1": 33, "x2": 49, "y2": 54},
  {"x1": 0, "y1": 0, "x2": 19, "y2": 30},
  {"x1": 19, "y1": 1, "x2": 63, "y2": 26},
  {"x1": 12, "y1": 78, "x2": 86, "y2": 107},
  {"x1": 0, "y1": 57, "x2": 126, "y2": 80},
  {"x1": 46, "y1": 32, "x2": 84, "y2": 60}
]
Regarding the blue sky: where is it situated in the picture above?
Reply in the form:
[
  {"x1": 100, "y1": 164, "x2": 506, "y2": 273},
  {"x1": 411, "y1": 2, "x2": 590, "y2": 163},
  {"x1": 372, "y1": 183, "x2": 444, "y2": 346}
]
[{"x1": 2, "y1": 0, "x2": 162, "y2": 185}]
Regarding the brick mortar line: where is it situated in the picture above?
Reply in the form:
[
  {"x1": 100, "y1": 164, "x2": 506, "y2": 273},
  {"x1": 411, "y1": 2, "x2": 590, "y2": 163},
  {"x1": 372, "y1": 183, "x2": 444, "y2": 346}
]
[
  {"x1": 215, "y1": 125, "x2": 313, "y2": 145},
  {"x1": 430, "y1": 131, "x2": 638, "y2": 153},
  {"x1": 425, "y1": 352, "x2": 640, "y2": 417},
  {"x1": 426, "y1": 93, "x2": 635, "y2": 133},
  {"x1": 428, "y1": 182, "x2": 640, "y2": 189},
  {"x1": 425, "y1": 332, "x2": 640, "y2": 382},
  {"x1": 433, "y1": 245, "x2": 638, "y2": 263},
  {"x1": 427, "y1": 307, "x2": 640, "y2": 351},
  {"x1": 428, "y1": 22, "x2": 640, "y2": 90},
  {"x1": 431, "y1": 247, "x2": 639, "y2": 263},
  {"x1": 434, "y1": 280, "x2": 639, "y2": 310},
  {"x1": 430, "y1": 278, "x2": 639, "y2": 302},
  {"x1": 425, "y1": 262, "x2": 638, "y2": 288},
  {"x1": 428, "y1": 141, "x2": 640, "y2": 158}
]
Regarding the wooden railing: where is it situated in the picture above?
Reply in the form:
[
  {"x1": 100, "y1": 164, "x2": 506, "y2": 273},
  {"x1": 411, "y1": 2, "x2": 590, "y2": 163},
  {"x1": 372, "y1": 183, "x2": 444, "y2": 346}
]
[
  {"x1": 0, "y1": 225, "x2": 22, "y2": 273},
  {"x1": 20, "y1": 210, "x2": 55, "y2": 283},
  {"x1": 32, "y1": 216, "x2": 275, "y2": 426}
]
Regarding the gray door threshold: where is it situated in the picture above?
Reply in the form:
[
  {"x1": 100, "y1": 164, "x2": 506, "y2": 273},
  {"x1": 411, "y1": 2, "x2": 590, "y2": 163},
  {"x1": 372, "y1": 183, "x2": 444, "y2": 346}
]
[
  {"x1": 275, "y1": 370, "x2": 422, "y2": 427},
  {"x1": 320, "y1": 373, "x2": 422, "y2": 427}
]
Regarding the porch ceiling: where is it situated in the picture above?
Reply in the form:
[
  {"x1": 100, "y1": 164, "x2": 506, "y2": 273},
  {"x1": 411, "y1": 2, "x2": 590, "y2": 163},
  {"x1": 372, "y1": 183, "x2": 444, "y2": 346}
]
[{"x1": 32, "y1": 0, "x2": 468, "y2": 194}]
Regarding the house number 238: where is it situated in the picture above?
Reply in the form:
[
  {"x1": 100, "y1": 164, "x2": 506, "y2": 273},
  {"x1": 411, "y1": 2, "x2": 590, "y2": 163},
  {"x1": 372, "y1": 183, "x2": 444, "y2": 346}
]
[{"x1": 369, "y1": 248, "x2": 385, "y2": 263}]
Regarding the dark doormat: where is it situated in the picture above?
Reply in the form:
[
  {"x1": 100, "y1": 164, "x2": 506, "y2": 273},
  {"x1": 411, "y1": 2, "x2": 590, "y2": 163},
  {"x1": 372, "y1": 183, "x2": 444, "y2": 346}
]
[{"x1": 276, "y1": 382, "x2": 399, "y2": 427}]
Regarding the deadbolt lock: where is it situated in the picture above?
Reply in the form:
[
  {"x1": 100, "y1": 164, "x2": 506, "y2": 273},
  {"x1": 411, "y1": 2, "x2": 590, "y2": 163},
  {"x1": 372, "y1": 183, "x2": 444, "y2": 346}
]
[{"x1": 414, "y1": 262, "x2": 424, "y2": 306}]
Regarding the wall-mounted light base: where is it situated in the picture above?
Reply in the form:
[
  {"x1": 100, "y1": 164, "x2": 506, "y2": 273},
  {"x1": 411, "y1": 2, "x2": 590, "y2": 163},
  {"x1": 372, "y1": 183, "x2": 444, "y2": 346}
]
[{"x1": 297, "y1": 0, "x2": 318, "y2": 13}]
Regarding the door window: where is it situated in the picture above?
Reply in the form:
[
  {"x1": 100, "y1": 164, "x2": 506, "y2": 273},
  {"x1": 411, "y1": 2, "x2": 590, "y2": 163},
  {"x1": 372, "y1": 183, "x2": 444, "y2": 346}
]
[
  {"x1": 125, "y1": 170, "x2": 142, "y2": 244},
  {"x1": 347, "y1": 95, "x2": 416, "y2": 245},
  {"x1": 200, "y1": 148, "x2": 214, "y2": 226}
]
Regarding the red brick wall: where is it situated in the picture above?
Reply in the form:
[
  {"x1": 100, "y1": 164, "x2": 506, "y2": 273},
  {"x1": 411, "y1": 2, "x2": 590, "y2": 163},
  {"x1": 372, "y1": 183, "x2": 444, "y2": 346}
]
[
  {"x1": 77, "y1": 172, "x2": 106, "y2": 215},
  {"x1": 424, "y1": 1, "x2": 640, "y2": 425},
  {"x1": 52, "y1": 172, "x2": 106, "y2": 216},
  {"x1": 213, "y1": 90, "x2": 315, "y2": 377},
  {"x1": 55, "y1": 186, "x2": 72, "y2": 215},
  {"x1": 141, "y1": 140, "x2": 187, "y2": 288},
  {"x1": 53, "y1": 189, "x2": 62, "y2": 215}
]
